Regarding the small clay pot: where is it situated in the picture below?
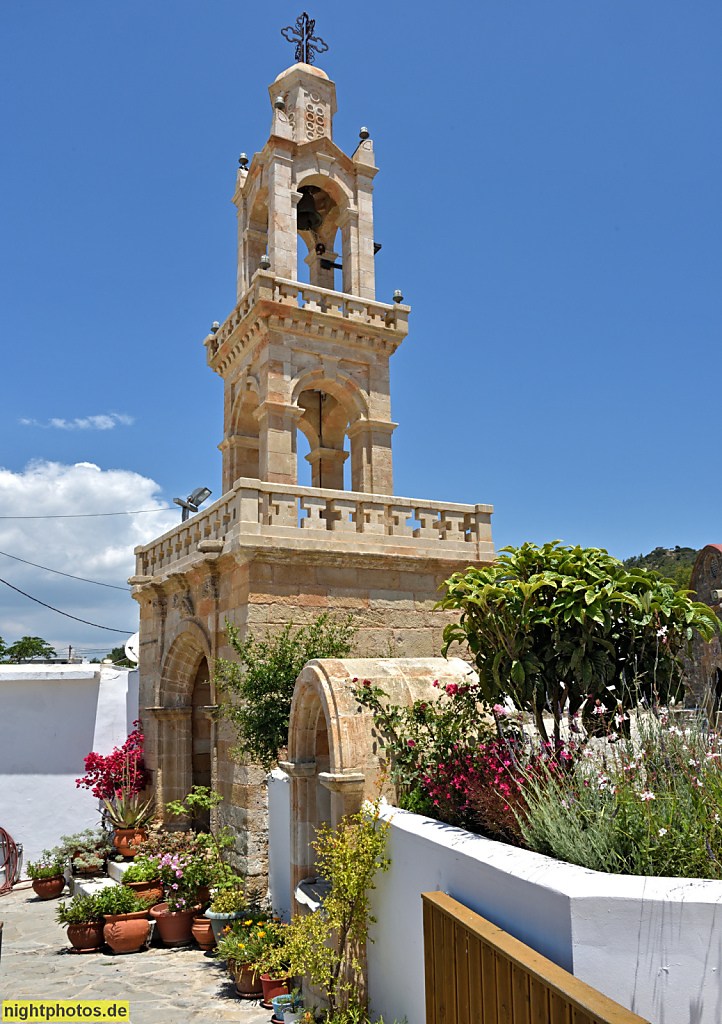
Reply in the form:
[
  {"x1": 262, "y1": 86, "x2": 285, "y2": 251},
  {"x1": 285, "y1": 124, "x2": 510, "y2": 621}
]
[
  {"x1": 32, "y1": 876, "x2": 65, "y2": 900},
  {"x1": 67, "y1": 921, "x2": 104, "y2": 952},
  {"x1": 261, "y1": 974, "x2": 290, "y2": 1009},
  {"x1": 235, "y1": 963, "x2": 263, "y2": 998},
  {"x1": 112, "y1": 828, "x2": 147, "y2": 858},
  {"x1": 123, "y1": 878, "x2": 163, "y2": 905},
  {"x1": 103, "y1": 911, "x2": 150, "y2": 954},
  {"x1": 149, "y1": 902, "x2": 199, "y2": 946},
  {"x1": 191, "y1": 914, "x2": 215, "y2": 950}
]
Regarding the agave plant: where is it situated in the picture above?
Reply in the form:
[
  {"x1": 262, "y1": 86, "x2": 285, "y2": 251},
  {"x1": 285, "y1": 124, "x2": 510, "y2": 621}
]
[{"x1": 102, "y1": 790, "x2": 155, "y2": 829}]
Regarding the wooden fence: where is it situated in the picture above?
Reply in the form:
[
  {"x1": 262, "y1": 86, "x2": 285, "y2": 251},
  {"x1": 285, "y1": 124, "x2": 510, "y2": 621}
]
[{"x1": 422, "y1": 892, "x2": 650, "y2": 1024}]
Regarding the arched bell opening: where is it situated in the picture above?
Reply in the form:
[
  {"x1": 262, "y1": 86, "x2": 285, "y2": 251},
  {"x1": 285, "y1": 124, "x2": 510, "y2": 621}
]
[
  {"x1": 296, "y1": 184, "x2": 342, "y2": 290},
  {"x1": 296, "y1": 386, "x2": 351, "y2": 491},
  {"x1": 712, "y1": 667, "x2": 722, "y2": 724},
  {"x1": 223, "y1": 387, "x2": 260, "y2": 490},
  {"x1": 191, "y1": 657, "x2": 212, "y2": 831}
]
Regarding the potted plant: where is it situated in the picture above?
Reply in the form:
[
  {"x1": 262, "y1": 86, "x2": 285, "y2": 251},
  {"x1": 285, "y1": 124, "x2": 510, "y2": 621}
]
[
  {"x1": 27, "y1": 856, "x2": 66, "y2": 900},
  {"x1": 149, "y1": 853, "x2": 201, "y2": 946},
  {"x1": 242, "y1": 920, "x2": 290, "y2": 1008},
  {"x1": 121, "y1": 857, "x2": 163, "y2": 904},
  {"x1": 58, "y1": 828, "x2": 113, "y2": 876},
  {"x1": 164, "y1": 786, "x2": 236, "y2": 906},
  {"x1": 56, "y1": 894, "x2": 105, "y2": 952},
  {"x1": 95, "y1": 884, "x2": 153, "y2": 954},
  {"x1": 204, "y1": 885, "x2": 246, "y2": 943},
  {"x1": 103, "y1": 791, "x2": 155, "y2": 858},
  {"x1": 213, "y1": 927, "x2": 263, "y2": 997}
]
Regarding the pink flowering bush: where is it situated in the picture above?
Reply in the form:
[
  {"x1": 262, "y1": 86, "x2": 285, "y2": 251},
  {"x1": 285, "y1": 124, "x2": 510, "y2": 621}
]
[{"x1": 75, "y1": 722, "x2": 150, "y2": 800}]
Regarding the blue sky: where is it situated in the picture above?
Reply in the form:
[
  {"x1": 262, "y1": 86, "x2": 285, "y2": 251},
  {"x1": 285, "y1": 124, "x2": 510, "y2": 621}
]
[{"x1": 1, "y1": 1, "x2": 721, "y2": 651}]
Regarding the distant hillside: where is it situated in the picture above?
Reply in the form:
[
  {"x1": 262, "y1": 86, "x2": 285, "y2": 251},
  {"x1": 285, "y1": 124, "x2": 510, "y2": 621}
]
[{"x1": 623, "y1": 546, "x2": 699, "y2": 591}]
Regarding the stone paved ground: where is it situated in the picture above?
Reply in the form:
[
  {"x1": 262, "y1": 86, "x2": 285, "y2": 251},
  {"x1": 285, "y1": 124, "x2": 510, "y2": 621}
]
[{"x1": 0, "y1": 884, "x2": 271, "y2": 1024}]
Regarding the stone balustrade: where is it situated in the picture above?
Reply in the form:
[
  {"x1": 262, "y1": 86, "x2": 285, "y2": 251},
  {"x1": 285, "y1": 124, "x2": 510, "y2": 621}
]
[
  {"x1": 204, "y1": 271, "x2": 409, "y2": 361},
  {"x1": 132, "y1": 478, "x2": 493, "y2": 582}
]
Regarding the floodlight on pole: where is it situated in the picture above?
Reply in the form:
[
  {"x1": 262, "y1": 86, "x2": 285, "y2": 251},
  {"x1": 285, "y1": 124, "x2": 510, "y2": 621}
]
[{"x1": 173, "y1": 486, "x2": 212, "y2": 522}]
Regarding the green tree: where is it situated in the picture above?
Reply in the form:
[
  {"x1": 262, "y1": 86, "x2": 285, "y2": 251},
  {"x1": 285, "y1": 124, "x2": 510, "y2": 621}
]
[
  {"x1": 440, "y1": 541, "x2": 720, "y2": 742},
  {"x1": 108, "y1": 645, "x2": 133, "y2": 667},
  {"x1": 3, "y1": 636, "x2": 56, "y2": 662},
  {"x1": 214, "y1": 612, "x2": 356, "y2": 770}
]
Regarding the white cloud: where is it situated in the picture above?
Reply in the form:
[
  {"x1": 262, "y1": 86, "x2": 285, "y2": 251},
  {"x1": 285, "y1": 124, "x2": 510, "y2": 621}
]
[
  {"x1": 0, "y1": 460, "x2": 177, "y2": 655},
  {"x1": 20, "y1": 413, "x2": 135, "y2": 430}
]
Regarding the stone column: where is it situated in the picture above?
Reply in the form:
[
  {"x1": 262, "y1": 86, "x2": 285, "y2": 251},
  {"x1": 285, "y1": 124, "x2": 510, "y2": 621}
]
[
  {"x1": 304, "y1": 247, "x2": 338, "y2": 291},
  {"x1": 347, "y1": 419, "x2": 397, "y2": 496},
  {"x1": 339, "y1": 209, "x2": 360, "y2": 297},
  {"x1": 305, "y1": 446, "x2": 348, "y2": 490},
  {"x1": 266, "y1": 153, "x2": 297, "y2": 280},
  {"x1": 219, "y1": 435, "x2": 260, "y2": 493},
  {"x1": 145, "y1": 706, "x2": 193, "y2": 820},
  {"x1": 256, "y1": 401, "x2": 304, "y2": 486}
]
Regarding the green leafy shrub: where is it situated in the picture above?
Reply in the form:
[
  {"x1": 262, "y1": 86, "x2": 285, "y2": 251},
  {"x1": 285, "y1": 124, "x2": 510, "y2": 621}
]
[
  {"x1": 121, "y1": 858, "x2": 160, "y2": 883},
  {"x1": 56, "y1": 894, "x2": 103, "y2": 925},
  {"x1": 440, "y1": 541, "x2": 719, "y2": 742},
  {"x1": 94, "y1": 885, "x2": 153, "y2": 916},
  {"x1": 252, "y1": 799, "x2": 390, "y2": 1015},
  {"x1": 215, "y1": 612, "x2": 356, "y2": 769}
]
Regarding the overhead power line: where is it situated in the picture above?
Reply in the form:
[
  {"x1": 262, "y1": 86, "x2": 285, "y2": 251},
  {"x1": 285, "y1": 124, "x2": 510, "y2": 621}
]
[
  {"x1": 0, "y1": 507, "x2": 173, "y2": 520},
  {"x1": 0, "y1": 577, "x2": 134, "y2": 634},
  {"x1": 0, "y1": 549, "x2": 130, "y2": 591}
]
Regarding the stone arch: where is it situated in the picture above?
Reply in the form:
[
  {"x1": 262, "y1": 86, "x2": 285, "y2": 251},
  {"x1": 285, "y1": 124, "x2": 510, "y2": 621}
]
[
  {"x1": 291, "y1": 369, "x2": 368, "y2": 489},
  {"x1": 223, "y1": 378, "x2": 261, "y2": 489},
  {"x1": 283, "y1": 657, "x2": 474, "y2": 909},
  {"x1": 153, "y1": 624, "x2": 213, "y2": 818}
]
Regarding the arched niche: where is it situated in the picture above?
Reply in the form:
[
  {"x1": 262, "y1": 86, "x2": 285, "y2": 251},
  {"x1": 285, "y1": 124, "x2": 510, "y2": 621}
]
[
  {"x1": 150, "y1": 625, "x2": 212, "y2": 820},
  {"x1": 281, "y1": 657, "x2": 475, "y2": 910}
]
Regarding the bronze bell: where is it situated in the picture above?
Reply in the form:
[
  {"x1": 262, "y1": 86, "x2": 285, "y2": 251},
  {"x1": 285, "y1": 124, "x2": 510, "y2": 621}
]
[{"x1": 297, "y1": 188, "x2": 323, "y2": 232}]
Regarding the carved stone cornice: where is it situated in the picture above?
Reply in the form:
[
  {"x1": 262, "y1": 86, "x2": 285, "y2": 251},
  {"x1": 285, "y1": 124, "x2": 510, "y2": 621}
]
[
  {"x1": 278, "y1": 760, "x2": 317, "y2": 779},
  {"x1": 145, "y1": 706, "x2": 192, "y2": 721}
]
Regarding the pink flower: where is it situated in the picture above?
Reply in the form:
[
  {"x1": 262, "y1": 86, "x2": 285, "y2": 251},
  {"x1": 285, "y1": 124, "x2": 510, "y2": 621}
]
[{"x1": 407, "y1": 739, "x2": 416, "y2": 747}]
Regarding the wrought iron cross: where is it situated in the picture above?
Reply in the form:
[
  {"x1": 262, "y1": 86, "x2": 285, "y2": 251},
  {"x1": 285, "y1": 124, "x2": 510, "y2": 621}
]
[{"x1": 281, "y1": 12, "x2": 328, "y2": 66}]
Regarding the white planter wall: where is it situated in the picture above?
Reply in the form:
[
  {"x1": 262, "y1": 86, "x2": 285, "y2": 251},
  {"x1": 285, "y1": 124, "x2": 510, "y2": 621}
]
[
  {"x1": 367, "y1": 806, "x2": 722, "y2": 1024},
  {"x1": 0, "y1": 665, "x2": 138, "y2": 867}
]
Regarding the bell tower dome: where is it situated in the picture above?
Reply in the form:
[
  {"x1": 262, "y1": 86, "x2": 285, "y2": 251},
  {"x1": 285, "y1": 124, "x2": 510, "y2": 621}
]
[{"x1": 208, "y1": 57, "x2": 407, "y2": 495}]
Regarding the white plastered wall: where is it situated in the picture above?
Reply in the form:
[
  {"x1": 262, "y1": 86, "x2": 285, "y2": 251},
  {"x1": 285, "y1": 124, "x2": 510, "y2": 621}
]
[{"x1": 0, "y1": 665, "x2": 138, "y2": 868}]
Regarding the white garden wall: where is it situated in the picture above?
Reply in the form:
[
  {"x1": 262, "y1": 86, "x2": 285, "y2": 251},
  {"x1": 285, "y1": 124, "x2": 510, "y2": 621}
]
[
  {"x1": 0, "y1": 664, "x2": 138, "y2": 868},
  {"x1": 267, "y1": 768, "x2": 292, "y2": 920},
  {"x1": 266, "y1": 778, "x2": 722, "y2": 1024},
  {"x1": 367, "y1": 805, "x2": 722, "y2": 1024}
]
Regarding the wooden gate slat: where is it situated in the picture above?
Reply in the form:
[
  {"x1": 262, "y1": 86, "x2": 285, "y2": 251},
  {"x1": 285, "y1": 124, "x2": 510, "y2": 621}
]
[
  {"x1": 455, "y1": 919, "x2": 471, "y2": 1024},
  {"x1": 467, "y1": 933, "x2": 483, "y2": 1024},
  {"x1": 511, "y1": 961, "x2": 531, "y2": 1024},
  {"x1": 421, "y1": 893, "x2": 649, "y2": 1024}
]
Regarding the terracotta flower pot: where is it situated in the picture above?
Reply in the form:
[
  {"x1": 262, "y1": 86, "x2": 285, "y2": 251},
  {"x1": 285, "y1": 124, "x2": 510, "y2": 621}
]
[
  {"x1": 32, "y1": 876, "x2": 65, "y2": 900},
  {"x1": 103, "y1": 910, "x2": 150, "y2": 954},
  {"x1": 67, "y1": 921, "x2": 104, "y2": 952},
  {"x1": 149, "y1": 902, "x2": 199, "y2": 946},
  {"x1": 191, "y1": 914, "x2": 215, "y2": 951},
  {"x1": 112, "y1": 828, "x2": 147, "y2": 858},
  {"x1": 261, "y1": 974, "x2": 290, "y2": 1008},
  {"x1": 235, "y1": 962, "x2": 263, "y2": 998},
  {"x1": 123, "y1": 878, "x2": 163, "y2": 905}
]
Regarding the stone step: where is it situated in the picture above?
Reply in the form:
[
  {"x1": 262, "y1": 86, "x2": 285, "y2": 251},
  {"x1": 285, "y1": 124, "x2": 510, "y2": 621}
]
[{"x1": 108, "y1": 860, "x2": 132, "y2": 882}]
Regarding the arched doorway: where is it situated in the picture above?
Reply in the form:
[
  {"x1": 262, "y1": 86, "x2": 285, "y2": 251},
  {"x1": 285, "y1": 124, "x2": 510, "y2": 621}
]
[{"x1": 191, "y1": 657, "x2": 212, "y2": 831}]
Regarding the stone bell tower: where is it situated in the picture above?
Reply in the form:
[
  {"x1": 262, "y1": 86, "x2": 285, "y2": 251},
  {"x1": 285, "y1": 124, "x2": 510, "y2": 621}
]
[
  {"x1": 131, "y1": 49, "x2": 494, "y2": 892},
  {"x1": 212, "y1": 59, "x2": 403, "y2": 498}
]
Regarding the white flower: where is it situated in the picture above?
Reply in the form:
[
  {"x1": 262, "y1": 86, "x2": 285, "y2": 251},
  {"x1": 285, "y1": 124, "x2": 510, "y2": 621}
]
[
  {"x1": 639, "y1": 790, "x2": 656, "y2": 802},
  {"x1": 658, "y1": 828, "x2": 668, "y2": 837}
]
